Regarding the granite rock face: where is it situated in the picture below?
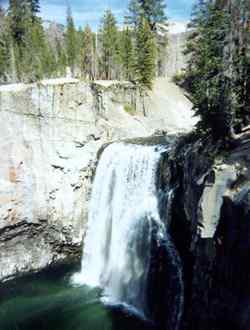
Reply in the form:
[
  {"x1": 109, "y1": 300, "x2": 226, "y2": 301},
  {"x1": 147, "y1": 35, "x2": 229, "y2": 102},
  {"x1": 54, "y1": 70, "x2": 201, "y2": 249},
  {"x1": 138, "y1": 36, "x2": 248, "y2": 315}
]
[
  {"x1": 165, "y1": 32, "x2": 188, "y2": 78},
  {"x1": 0, "y1": 78, "x2": 195, "y2": 282},
  {"x1": 0, "y1": 79, "x2": 143, "y2": 281},
  {"x1": 165, "y1": 137, "x2": 250, "y2": 330}
]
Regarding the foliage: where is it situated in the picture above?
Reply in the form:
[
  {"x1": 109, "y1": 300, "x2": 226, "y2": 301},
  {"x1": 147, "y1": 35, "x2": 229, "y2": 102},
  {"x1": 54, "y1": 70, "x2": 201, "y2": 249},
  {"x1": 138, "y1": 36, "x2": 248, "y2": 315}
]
[
  {"x1": 0, "y1": 8, "x2": 11, "y2": 82},
  {"x1": 8, "y1": 0, "x2": 30, "y2": 44},
  {"x1": 120, "y1": 27, "x2": 135, "y2": 81},
  {"x1": 172, "y1": 71, "x2": 186, "y2": 86},
  {"x1": 127, "y1": 0, "x2": 166, "y2": 30},
  {"x1": 134, "y1": 16, "x2": 157, "y2": 90},
  {"x1": 184, "y1": 1, "x2": 231, "y2": 139},
  {"x1": 124, "y1": 103, "x2": 136, "y2": 115},
  {"x1": 231, "y1": 0, "x2": 250, "y2": 130},
  {"x1": 184, "y1": 0, "x2": 250, "y2": 140},
  {"x1": 0, "y1": 0, "x2": 169, "y2": 89},
  {"x1": 98, "y1": 10, "x2": 120, "y2": 80},
  {"x1": 65, "y1": 6, "x2": 78, "y2": 76},
  {"x1": 81, "y1": 25, "x2": 95, "y2": 79},
  {"x1": 127, "y1": 0, "x2": 168, "y2": 88}
]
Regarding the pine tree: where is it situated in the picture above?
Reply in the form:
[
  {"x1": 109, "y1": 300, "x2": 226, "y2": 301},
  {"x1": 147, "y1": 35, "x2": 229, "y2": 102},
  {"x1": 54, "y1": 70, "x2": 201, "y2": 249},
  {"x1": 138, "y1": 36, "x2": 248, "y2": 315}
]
[
  {"x1": 127, "y1": 0, "x2": 168, "y2": 80},
  {"x1": 120, "y1": 27, "x2": 134, "y2": 80},
  {"x1": 8, "y1": 0, "x2": 30, "y2": 44},
  {"x1": 65, "y1": 6, "x2": 78, "y2": 76},
  {"x1": 0, "y1": 7, "x2": 10, "y2": 82},
  {"x1": 28, "y1": 0, "x2": 40, "y2": 16},
  {"x1": 126, "y1": 0, "x2": 142, "y2": 27},
  {"x1": 99, "y1": 9, "x2": 119, "y2": 80},
  {"x1": 135, "y1": 16, "x2": 157, "y2": 90},
  {"x1": 81, "y1": 25, "x2": 95, "y2": 80},
  {"x1": 184, "y1": 1, "x2": 231, "y2": 139},
  {"x1": 7, "y1": 0, "x2": 56, "y2": 82},
  {"x1": 139, "y1": 0, "x2": 167, "y2": 30},
  {"x1": 55, "y1": 38, "x2": 67, "y2": 76},
  {"x1": 231, "y1": 0, "x2": 250, "y2": 129},
  {"x1": 19, "y1": 15, "x2": 55, "y2": 81},
  {"x1": 127, "y1": 0, "x2": 167, "y2": 30}
]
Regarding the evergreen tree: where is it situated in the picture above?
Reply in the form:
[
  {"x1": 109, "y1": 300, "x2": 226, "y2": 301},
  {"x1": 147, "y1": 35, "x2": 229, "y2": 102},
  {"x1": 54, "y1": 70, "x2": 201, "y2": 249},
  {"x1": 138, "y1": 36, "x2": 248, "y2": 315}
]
[
  {"x1": 65, "y1": 6, "x2": 78, "y2": 76},
  {"x1": 28, "y1": 0, "x2": 40, "y2": 16},
  {"x1": 231, "y1": 0, "x2": 250, "y2": 129},
  {"x1": 81, "y1": 25, "x2": 95, "y2": 79},
  {"x1": 184, "y1": 1, "x2": 231, "y2": 139},
  {"x1": 184, "y1": 0, "x2": 250, "y2": 139},
  {"x1": 0, "y1": 7, "x2": 10, "y2": 82},
  {"x1": 55, "y1": 37, "x2": 67, "y2": 76},
  {"x1": 99, "y1": 9, "x2": 119, "y2": 80},
  {"x1": 120, "y1": 27, "x2": 134, "y2": 80},
  {"x1": 139, "y1": 0, "x2": 167, "y2": 30},
  {"x1": 8, "y1": 0, "x2": 30, "y2": 44},
  {"x1": 126, "y1": 0, "x2": 142, "y2": 27},
  {"x1": 127, "y1": 0, "x2": 168, "y2": 80},
  {"x1": 19, "y1": 14, "x2": 55, "y2": 81},
  {"x1": 135, "y1": 16, "x2": 157, "y2": 90},
  {"x1": 127, "y1": 0, "x2": 167, "y2": 30}
]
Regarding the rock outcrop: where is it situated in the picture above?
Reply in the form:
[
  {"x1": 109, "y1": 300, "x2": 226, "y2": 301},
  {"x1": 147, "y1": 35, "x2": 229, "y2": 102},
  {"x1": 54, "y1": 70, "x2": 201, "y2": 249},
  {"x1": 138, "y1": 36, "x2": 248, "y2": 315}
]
[
  {"x1": 0, "y1": 77, "x2": 195, "y2": 282},
  {"x1": 164, "y1": 136, "x2": 250, "y2": 330},
  {"x1": 165, "y1": 32, "x2": 188, "y2": 79}
]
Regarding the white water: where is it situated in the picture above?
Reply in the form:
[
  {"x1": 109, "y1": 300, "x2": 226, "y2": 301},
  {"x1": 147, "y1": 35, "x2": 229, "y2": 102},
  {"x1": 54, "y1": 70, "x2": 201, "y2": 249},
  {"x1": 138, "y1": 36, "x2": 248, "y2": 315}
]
[{"x1": 73, "y1": 142, "x2": 168, "y2": 316}]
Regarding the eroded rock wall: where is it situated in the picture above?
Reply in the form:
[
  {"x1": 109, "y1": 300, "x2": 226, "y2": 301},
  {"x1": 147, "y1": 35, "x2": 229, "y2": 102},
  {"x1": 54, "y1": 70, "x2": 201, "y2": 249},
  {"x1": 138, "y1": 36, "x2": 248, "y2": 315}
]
[
  {"x1": 165, "y1": 137, "x2": 250, "y2": 330},
  {"x1": 165, "y1": 32, "x2": 188, "y2": 79},
  {"x1": 0, "y1": 79, "x2": 152, "y2": 282},
  {"x1": 0, "y1": 76, "x2": 196, "y2": 282}
]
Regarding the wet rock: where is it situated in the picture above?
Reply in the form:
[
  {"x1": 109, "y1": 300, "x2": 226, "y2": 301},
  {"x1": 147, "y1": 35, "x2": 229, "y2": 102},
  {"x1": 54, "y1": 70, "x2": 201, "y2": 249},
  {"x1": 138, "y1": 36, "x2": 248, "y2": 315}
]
[
  {"x1": 0, "y1": 78, "x2": 195, "y2": 282},
  {"x1": 167, "y1": 137, "x2": 250, "y2": 330}
]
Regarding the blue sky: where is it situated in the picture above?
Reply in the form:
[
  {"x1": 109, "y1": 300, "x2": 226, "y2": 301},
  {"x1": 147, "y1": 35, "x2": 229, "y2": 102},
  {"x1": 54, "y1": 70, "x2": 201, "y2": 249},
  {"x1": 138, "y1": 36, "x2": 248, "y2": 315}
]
[{"x1": 1, "y1": 0, "x2": 196, "y2": 32}]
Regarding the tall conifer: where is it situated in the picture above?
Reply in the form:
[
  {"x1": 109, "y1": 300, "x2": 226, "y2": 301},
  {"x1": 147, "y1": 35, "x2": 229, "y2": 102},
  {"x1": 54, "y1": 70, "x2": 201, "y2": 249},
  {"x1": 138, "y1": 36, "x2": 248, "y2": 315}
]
[
  {"x1": 135, "y1": 16, "x2": 157, "y2": 90},
  {"x1": 120, "y1": 27, "x2": 134, "y2": 81},
  {"x1": 82, "y1": 25, "x2": 95, "y2": 79},
  {"x1": 65, "y1": 6, "x2": 78, "y2": 76},
  {"x1": 99, "y1": 9, "x2": 119, "y2": 80}
]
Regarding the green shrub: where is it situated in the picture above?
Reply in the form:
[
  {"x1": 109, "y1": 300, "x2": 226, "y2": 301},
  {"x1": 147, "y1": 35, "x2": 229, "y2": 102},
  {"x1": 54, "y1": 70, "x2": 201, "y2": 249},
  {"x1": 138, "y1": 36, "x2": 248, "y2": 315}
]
[
  {"x1": 124, "y1": 103, "x2": 136, "y2": 115},
  {"x1": 172, "y1": 72, "x2": 186, "y2": 85}
]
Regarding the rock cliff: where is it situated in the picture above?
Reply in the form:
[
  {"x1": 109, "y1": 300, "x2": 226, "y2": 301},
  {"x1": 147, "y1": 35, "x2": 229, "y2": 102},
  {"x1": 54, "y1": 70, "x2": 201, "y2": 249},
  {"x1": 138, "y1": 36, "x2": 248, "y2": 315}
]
[
  {"x1": 165, "y1": 32, "x2": 188, "y2": 78},
  {"x1": 0, "y1": 77, "x2": 195, "y2": 282},
  {"x1": 163, "y1": 136, "x2": 250, "y2": 330}
]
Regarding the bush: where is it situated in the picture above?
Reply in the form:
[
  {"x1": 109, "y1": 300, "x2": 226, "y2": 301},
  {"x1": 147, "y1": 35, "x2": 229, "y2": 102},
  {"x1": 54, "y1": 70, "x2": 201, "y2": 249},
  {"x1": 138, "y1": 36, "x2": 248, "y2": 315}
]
[
  {"x1": 124, "y1": 103, "x2": 136, "y2": 115},
  {"x1": 172, "y1": 71, "x2": 186, "y2": 85}
]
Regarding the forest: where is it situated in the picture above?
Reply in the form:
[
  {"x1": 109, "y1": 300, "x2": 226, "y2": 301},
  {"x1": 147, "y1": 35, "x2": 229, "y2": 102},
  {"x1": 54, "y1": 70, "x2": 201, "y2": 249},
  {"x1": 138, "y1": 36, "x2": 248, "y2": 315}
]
[
  {"x1": 0, "y1": 0, "x2": 168, "y2": 90},
  {"x1": 0, "y1": 0, "x2": 249, "y2": 140},
  {"x1": 183, "y1": 0, "x2": 250, "y2": 140}
]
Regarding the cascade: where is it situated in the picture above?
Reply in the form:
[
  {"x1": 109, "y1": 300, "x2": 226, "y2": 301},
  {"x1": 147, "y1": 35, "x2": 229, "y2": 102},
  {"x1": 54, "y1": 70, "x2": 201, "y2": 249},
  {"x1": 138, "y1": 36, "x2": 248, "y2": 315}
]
[{"x1": 73, "y1": 142, "x2": 183, "y2": 327}]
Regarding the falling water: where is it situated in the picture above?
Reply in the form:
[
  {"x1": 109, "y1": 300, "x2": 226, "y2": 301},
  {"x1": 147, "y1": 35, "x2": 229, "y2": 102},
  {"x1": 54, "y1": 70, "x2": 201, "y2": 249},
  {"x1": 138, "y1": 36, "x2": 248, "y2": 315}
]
[{"x1": 73, "y1": 142, "x2": 183, "y2": 325}]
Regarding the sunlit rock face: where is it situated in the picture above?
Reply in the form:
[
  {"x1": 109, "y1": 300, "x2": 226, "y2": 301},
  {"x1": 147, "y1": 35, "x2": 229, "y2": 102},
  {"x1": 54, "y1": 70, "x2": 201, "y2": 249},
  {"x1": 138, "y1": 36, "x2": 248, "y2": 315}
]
[
  {"x1": 0, "y1": 80, "x2": 145, "y2": 281},
  {"x1": 165, "y1": 32, "x2": 188, "y2": 79},
  {"x1": 0, "y1": 78, "x2": 195, "y2": 282}
]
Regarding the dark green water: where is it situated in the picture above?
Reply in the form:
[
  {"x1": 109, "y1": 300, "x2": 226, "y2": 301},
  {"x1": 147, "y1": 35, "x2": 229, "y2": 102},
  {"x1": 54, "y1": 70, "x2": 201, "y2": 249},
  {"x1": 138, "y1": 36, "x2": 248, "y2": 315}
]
[{"x1": 0, "y1": 266, "x2": 156, "y2": 330}]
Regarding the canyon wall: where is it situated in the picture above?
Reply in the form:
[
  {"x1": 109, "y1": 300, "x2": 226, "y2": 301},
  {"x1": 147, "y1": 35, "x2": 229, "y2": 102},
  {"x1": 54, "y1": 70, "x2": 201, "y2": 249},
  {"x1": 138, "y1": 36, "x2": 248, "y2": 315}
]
[
  {"x1": 165, "y1": 32, "x2": 188, "y2": 78},
  {"x1": 0, "y1": 77, "x2": 195, "y2": 282},
  {"x1": 162, "y1": 136, "x2": 250, "y2": 330}
]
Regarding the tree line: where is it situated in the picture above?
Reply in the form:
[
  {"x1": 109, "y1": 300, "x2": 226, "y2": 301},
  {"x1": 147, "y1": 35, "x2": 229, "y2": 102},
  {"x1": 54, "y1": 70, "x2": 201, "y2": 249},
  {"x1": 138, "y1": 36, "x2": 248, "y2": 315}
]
[
  {"x1": 183, "y1": 0, "x2": 250, "y2": 141},
  {"x1": 0, "y1": 0, "x2": 168, "y2": 90}
]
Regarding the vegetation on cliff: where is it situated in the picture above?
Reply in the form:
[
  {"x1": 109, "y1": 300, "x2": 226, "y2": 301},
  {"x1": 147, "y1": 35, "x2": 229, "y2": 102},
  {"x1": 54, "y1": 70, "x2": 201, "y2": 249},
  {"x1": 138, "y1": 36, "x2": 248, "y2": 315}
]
[
  {"x1": 0, "y1": 0, "x2": 168, "y2": 90},
  {"x1": 183, "y1": 0, "x2": 250, "y2": 141}
]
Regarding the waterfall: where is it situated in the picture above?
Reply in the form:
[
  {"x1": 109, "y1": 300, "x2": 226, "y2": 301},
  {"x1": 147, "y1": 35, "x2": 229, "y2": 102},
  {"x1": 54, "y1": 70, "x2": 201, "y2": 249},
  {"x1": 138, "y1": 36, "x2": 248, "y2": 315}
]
[{"x1": 73, "y1": 142, "x2": 183, "y2": 326}]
